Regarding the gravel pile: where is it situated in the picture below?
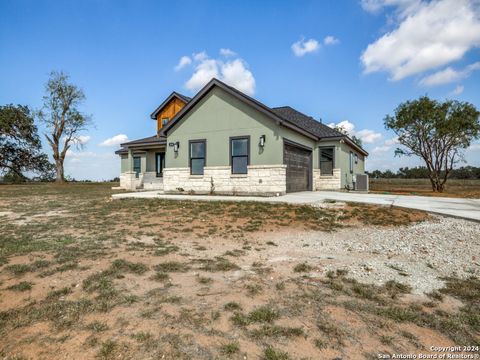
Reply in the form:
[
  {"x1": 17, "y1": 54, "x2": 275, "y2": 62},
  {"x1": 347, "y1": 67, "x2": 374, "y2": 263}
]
[{"x1": 267, "y1": 216, "x2": 480, "y2": 294}]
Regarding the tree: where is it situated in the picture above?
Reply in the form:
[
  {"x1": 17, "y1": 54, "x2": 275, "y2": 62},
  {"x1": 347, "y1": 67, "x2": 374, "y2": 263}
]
[
  {"x1": 332, "y1": 125, "x2": 363, "y2": 147},
  {"x1": 384, "y1": 96, "x2": 480, "y2": 192},
  {"x1": 38, "y1": 71, "x2": 91, "y2": 183},
  {"x1": 0, "y1": 104, "x2": 53, "y2": 178}
]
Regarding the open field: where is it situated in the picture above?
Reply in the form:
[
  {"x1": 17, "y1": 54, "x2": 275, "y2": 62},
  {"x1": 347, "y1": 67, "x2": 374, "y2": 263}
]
[
  {"x1": 369, "y1": 178, "x2": 480, "y2": 198},
  {"x1": 0, "y1": 183, "x2": 479, "y2": 359}
]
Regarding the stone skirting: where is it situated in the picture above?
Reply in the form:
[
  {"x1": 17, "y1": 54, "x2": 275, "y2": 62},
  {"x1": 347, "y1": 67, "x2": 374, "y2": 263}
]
[
  {"x1": 313, "y1": 168, "x2": 341, "y2": 190},
  {"x1": 119, "y1": 172, "x2": 144, "y2": 191},
  {"x1": 163, "y1": 165, "x2": 287, "y2": 196},
  {"x1": 143, "y1": 172, "x2": 164, "y2": 190}
]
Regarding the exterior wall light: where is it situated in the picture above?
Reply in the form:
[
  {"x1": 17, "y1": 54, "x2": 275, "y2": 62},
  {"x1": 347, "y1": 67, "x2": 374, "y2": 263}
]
[
  {"x1": 259, "y1": 135, "x2": 266, "y2": 147},
  {"x1": 173, "y1": 141, "x2": 179, "y2": 153}
]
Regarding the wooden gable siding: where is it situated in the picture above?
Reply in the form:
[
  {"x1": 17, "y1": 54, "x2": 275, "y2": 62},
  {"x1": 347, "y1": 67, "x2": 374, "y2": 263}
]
[{"x1": 156, "y1": 98, "x2": 187, "y2": 132}]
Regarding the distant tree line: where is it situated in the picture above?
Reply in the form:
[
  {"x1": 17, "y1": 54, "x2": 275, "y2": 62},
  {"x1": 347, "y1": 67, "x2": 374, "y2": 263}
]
[{"x1": 367, "y1": 166, "x2": 480, "y2": 180}]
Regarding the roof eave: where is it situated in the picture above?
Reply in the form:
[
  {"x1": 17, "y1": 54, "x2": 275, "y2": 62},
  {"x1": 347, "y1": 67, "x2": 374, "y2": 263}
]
[
  {"x1": 162, "y1": 78, "x2": 319, "y2": 141},
  {"x1": 320, "y1": 136, "x2": 368, "y2": 156},
  {"x1": 150, "y1": 92, "x2": 189, "y2": 120}
]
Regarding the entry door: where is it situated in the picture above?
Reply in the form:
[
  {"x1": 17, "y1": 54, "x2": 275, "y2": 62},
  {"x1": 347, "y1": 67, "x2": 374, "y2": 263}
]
[
  {"x1": 155, "y1": 153, "x2": 165, "y2": 177},
  {"x1": 283, "y1": 142, "x2": 312, "y2": 193}
]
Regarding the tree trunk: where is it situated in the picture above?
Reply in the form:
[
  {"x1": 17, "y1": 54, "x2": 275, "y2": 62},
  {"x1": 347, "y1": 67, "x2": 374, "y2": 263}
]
[{"x1": 55, "y1": 159, "x2": 65, "y2": 183}]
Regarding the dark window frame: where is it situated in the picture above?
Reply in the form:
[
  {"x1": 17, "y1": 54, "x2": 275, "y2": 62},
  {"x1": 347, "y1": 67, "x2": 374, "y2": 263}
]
[
  {"x1": 189, "y1": 139, "x2": 206, "y2": 175},
  {"x1": 155, "y1": 152, "x2": 165, "y2": 177},
  {"x1": 349, "y1": 151, "x2": 354, "y2": 174},
  {"x1": 161, "y1": 117, "x2": 169, "y2": 127},
  {"x1": 319, "y1": 146, "x2": 335, "y2": 176},
  {"x1": 229, "y1": 136, "x2": 250, "y2": 174},
  {"x1": 133, "y1": 156, "x2": 141, "y2": 178}
]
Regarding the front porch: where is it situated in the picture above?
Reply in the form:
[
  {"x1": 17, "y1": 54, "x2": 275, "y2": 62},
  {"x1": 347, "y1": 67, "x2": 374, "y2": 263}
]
[{"x1": 116, "y1": 136, "x2": 166, "y2": 191}]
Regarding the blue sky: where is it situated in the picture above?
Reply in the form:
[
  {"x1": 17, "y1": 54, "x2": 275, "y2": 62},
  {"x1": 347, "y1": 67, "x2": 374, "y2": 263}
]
[{"x1": 1, "y1": 0, "x2": 479, "y2": 180}]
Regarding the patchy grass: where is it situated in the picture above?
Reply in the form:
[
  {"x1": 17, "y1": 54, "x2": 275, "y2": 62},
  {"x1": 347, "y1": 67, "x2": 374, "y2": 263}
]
[
  {"x1": 262, "y1": 346, "x2": 291, "y2": 360},
  {"x1": 220, "y1": 341, "x2": 240, "y2": 355},
  {"x1": 154, "y1": 261, "x2": 189, "y2": 273},
  {"x1": 0, "y1": 183, "x2": 469, "y2": 359},
  {"x1": 7, "y1": 281, "x2": 33, "y2": 292},
  {"x1": 293, "y1": 262, "x2": 313, "y2": 273}
]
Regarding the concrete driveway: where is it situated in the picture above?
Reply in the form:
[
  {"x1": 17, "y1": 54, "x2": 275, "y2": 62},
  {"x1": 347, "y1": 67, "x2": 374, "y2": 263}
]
[{"x1": 112, "y1": 191, "x2": 480, "y2": 222}]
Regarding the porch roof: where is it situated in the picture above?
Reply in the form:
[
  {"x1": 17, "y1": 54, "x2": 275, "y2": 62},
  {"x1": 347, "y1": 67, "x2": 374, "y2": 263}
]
[{"x1": 115, "y1": 135, "x2": 167, "y2": 155}]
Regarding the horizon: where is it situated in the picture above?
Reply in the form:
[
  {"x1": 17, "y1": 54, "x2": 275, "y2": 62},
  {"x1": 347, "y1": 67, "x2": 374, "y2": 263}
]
[{"x1": 1, "y1": 0, "x2": 479, "y2": 180}]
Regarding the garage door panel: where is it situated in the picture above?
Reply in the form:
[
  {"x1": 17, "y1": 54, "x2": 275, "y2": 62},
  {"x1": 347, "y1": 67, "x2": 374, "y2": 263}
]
[{"x1": 283, "y1": 143, "x2": 311, "y2": 193}]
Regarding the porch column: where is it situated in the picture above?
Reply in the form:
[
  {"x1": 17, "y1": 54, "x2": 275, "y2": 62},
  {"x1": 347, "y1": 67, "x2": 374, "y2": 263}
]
[
  {"x1": 123, "y1": 148, "x2": 136, "y2": 190},
  {"x1": 127, "y1": 148, "x2": 134, "y2": 172}
]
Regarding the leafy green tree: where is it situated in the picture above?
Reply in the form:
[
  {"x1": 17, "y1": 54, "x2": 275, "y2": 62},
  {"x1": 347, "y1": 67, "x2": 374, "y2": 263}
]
[
  {"x1": 38, "y1": 71, "x2": 91, "y2": 183},
  {"x1": 384, "y1": 96, "x2": 480, "y2": 192},
  {"x1": 0, "y1": 104, "x2": 53, "y2": 179}
]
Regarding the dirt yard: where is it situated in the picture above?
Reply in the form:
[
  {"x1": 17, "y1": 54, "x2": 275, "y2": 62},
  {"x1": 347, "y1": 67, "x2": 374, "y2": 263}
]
[{"x1": 0, "y1": 183, "x2": 479, "y2": 360}]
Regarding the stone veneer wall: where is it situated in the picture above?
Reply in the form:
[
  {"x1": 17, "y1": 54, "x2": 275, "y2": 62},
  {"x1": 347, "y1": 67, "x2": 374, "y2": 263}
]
[
  {"x1": 143, "y1": 172, "x2": 164, "y2": 190},
  {"x1": 119, "y1": 172, "x2": 144, "y2": 191},
  {"x1": 163, "y1": 165, "x2": 287, "y2": 196},
  {"x1": 313, "y1": 168, "x2": 341, "y2": 190}
]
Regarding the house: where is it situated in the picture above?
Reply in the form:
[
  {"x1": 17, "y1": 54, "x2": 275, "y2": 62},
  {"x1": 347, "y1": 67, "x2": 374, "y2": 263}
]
[{"x1": 115, "y1": 78, "x2": 368, "y2": 195}]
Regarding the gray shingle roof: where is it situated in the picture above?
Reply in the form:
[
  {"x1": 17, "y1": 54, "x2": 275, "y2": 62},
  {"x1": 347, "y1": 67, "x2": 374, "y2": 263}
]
[{"x1": 271, "y1": 106, "x2": 343, "y2": 138}]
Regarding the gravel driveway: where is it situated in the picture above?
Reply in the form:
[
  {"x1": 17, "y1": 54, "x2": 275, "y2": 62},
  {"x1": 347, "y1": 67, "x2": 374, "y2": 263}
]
[{"x1": 262, "y1": 215, "x2": 480, "y2": 294}]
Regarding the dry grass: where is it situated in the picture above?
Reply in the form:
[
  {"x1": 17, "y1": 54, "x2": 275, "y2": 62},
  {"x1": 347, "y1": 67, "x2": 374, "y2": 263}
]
[
  {"x1": 369, "y1": 178, "x2": 480, "y2": 198},
  {"x1": 0, "y1": 183, "x2": 475, "y2": 359}
]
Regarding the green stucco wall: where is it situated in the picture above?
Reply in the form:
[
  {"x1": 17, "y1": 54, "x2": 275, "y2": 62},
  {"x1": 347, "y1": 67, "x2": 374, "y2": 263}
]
[
  {"x1": 120, "y1": 155, "x2": 128, "y2": 173},
  {"x1": 165, "y1": 86, "x2": 316, "y2": 168},
  {"x1": 316, "y1": 139, "x2": 365, "y2": 188},
  {"x1": 121, "y1": 153, "x2": 147, "y2": 173}
]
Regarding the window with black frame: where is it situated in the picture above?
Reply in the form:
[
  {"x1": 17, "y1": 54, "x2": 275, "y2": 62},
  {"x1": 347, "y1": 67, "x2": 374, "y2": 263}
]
[
  {"x1": 161, "y1": 118, "x2": 169, "y2": 127},
  {"x1": 319, "y1": 147, "x2": 334, "y2": 175},
  {"x1": 190, "y1": 140, "x2": 206, "y2": 175},
  {"x1": 133, "y1": 156, "x2": 141, "y2": 178},
  {"x1": 230, "y1": 137, "x2": 249, "y2": 174}
]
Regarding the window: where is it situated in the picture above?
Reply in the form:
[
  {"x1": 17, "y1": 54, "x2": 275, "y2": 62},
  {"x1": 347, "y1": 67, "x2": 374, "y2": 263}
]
[
  {"x1": 161, "y1": 117, "x2": 169, "y2": 127},
  {"x1": 319, "y1": 147, "x2": 334, "y2": 175},
  {"x1": 133, "y1": 156, "x2": 141, "y2": 178},
  {"x1": 230, "y1": 137, "x2": 249, "y2": 174},
  {"x1": 155, "y1": 153, "x2": 165, "y2": 177},
  {"x1": 189, "y1": 140, "x2": 206, "y2": 175},
  {"x1": 349, "y1": 152, "x2": 354, "y2": 174}
]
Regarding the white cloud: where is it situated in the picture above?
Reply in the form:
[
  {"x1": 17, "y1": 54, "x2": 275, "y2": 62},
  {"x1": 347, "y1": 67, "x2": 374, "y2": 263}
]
[
  {"x1": 327, "y1": 120, "x2": 382, "y2": 144},
  {"x1": 361, "y1": 0, "x2": 480, "y2": 81},
  {"x1": 356, "y1": 129, "x2": 383, "y2": 144},
  {"x1": 324, "y1": 35, "x2": 339, "y2": 45},
  {"x1": 360, "y1": 0, "x2": 423, "y2": 16},
  {"x1": 174, "y1": 56, "x2": 192, "y2": 71},
  {"x1": 185, "y1": 58, "x2": 219, "y2": 91},
  {"x1": 372, "y1": 137, "x2": 400, "y2": 153},
  {"x1": 99, "y1": 134, "x2": 129, "y2": 147},
  {"x1": 419, "y1": 61, "x2": 480, "y2": 86},
  {"x1": 451, "y1": 84, "x2": 464, "y2": 95},
  {"x1": 193, "y1": 51, "x2": 208, "y2": 61},
  {"x1": 70, "y1": 135, "x2": 91, "y2": 146},
  {"x1": 183, "y1": 51, "x2": 256, "y2": 96},
  {"x1": 291, "y1": 38, "x2": 320, "y2": 57},
  {"x1": 220, "y1": 48, "x2": 236, "y2": 57},
  {"x1": 328, "y1": 120, "x2": 355, "y2": 134}
]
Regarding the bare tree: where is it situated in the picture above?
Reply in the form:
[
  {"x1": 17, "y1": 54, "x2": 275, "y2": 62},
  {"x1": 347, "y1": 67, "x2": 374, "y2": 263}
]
[
  {"x1": 38, "y1": 71, "x2": 91, "y2": 183},
  {"x1": 385, "y1": 96, "x2": 480, "y2": 192}
]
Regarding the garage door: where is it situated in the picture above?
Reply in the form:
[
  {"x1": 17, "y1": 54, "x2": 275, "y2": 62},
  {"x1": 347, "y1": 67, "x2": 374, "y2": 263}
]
[{"x1": 283, "y1": 142, "x2": 312, "y2": 193}]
